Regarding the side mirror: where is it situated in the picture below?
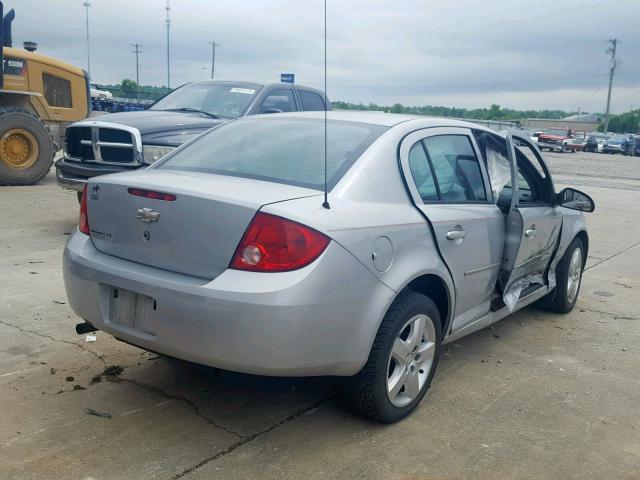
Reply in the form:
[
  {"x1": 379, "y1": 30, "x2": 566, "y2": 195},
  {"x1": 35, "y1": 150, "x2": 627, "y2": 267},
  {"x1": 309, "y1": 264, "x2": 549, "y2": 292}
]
[
  {"x1": 557, "y1": 188, "x2": 595, "y2": 212},
  {"x1": 262, "y1": 108, "x2": 283, "y2": 114}
]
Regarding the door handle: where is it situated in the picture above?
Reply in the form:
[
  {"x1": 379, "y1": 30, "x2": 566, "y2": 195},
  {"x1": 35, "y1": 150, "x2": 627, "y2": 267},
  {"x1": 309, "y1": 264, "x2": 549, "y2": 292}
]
[
  {"x1": 525, "y1": 226, "x2": 536, "y2": 238},
  {"x1": 446, "y1": 229, "x2": 467, "y2": 240}
]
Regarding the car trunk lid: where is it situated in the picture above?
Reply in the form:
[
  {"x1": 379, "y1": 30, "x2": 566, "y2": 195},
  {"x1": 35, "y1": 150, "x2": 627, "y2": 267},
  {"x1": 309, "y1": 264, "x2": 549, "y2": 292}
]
[{"x1": 86, "y1": 170, "x2": 320, "y2": 279}]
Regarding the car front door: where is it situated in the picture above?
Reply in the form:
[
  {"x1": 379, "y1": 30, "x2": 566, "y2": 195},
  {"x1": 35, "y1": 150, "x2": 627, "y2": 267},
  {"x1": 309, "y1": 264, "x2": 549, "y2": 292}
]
[
  {"x1": 400, "y1": 128, "x2": 505, "y2": 331},
  {"x1": 498, "y1": 132, "x2": 563, "y2": 309}
]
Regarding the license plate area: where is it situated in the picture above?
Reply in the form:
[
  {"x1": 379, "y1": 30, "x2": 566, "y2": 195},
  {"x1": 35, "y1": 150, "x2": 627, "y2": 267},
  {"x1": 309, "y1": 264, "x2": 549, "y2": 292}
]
[{"x1": 109, "y1": 287, "x2": 156, "y2": 335}]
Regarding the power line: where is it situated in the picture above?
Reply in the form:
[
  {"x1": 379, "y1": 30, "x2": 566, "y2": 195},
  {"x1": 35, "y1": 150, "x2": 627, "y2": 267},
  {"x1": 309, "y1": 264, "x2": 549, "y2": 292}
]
[
  {"x1": 130, "y1": 43, "x2": 143, "y2": 90},
  {"x1": 603, "y1": 38, "x2": 618, "y2": 132}
]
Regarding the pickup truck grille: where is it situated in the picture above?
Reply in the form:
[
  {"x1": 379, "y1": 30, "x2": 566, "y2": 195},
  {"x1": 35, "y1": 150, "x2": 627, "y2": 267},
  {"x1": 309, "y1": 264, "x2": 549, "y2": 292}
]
[{"x1": 64, "y1": 123, "x2": 142, "y2": 165}]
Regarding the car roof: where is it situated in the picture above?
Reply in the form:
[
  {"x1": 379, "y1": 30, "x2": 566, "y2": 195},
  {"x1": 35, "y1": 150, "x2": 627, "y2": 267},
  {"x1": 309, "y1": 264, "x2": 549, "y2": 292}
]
[
  {"x1": 258, "y1": 110, "x2": 485, "y2": 129},
  {"x1": 187, "y1": 80, "x2": 325, "y2": 92}
]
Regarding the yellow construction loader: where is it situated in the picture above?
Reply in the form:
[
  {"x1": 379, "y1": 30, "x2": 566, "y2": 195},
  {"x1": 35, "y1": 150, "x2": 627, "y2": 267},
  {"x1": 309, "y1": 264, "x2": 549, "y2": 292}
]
[{"x1": 0, "y1": 1, "x2": 89, "y2": 185}]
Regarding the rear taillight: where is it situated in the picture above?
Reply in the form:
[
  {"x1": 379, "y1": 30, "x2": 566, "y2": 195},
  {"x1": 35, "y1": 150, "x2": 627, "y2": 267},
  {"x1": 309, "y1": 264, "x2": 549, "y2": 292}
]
[
  {"x1": 79, "y1": 185, "x2": 90, "y2": 235},
  {"x1": 230, "y1": 212, "x2": 330, "y2": 272}
]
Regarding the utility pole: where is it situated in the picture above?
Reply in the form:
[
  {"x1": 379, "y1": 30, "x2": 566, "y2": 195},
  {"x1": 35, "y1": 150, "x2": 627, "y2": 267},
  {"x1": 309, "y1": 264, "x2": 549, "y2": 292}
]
[
  {"x1": 130, "y1": 43, "x2": 143, "y2": 99},
  {"x1": 83, "y1": 1, "x2": 91, "y2": 80},
  {"x1": 165, "y1": 0, "x2": 171, "y2": 88},
  {"x1": 209, "y1": 41, "x2": 221, "y2": 79},
  {"x1": 603, "y1": 38, "x2": 618, "y2": 133}
]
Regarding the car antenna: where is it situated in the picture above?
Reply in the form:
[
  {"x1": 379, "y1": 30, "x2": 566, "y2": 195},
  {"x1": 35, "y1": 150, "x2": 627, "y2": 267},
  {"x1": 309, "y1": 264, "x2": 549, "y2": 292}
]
[{"x1": 322, "y1": 0, "x2": 330, "y2": 210}]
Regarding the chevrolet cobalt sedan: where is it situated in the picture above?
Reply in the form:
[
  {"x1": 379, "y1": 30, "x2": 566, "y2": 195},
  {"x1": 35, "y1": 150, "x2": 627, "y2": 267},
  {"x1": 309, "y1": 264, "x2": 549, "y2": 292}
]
[{"x1": 64, "y1": 112, "x2": 594, "y2": 422}]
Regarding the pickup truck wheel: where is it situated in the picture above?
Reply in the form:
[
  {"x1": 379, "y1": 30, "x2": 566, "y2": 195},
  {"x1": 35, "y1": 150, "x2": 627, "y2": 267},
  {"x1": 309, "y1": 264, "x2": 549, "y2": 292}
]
[
  {"x1": 342, "y1": 291, "x2": 442, "y2": 423},
  {"x1": 0, "y1": 107, "x2": 54, "y2": 186}
]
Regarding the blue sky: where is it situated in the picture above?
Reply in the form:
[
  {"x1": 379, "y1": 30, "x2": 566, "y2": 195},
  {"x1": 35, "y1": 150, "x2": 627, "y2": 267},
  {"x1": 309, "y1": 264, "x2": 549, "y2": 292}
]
[{"x1": 10, "y1": 0, "x2": 640, "y2": 113}]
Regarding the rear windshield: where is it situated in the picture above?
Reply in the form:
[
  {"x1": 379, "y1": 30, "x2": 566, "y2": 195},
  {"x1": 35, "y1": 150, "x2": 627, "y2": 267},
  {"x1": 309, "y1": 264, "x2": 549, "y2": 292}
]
[{"x1": 157, "y1": 117, "x2": 387, "y2": 190}]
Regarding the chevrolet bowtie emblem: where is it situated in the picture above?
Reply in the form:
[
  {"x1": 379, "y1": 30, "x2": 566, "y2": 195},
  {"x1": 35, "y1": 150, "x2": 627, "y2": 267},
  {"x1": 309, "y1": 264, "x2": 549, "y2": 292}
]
[{"x1": 136, "y1": 207, "x2": 160, "y2": 223}]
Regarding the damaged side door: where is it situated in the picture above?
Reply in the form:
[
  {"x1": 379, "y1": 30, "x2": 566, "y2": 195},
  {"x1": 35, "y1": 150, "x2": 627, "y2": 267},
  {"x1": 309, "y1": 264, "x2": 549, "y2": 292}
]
[{"x1": 498, "y1": 132, "x2": 563, "y2": 310}]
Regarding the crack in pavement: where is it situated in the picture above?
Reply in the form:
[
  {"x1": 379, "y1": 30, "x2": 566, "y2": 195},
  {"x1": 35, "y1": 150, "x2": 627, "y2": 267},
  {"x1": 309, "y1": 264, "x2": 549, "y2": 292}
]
[
  {"x1": 0, "y1": 319, "x2": 107, "y2": 367},
  {"x1": 169, "y1": 396, "x2": 331, "y2": 480},
  {"x1": 578, "y1": 307, "x2": 639, "y2": 321},
  {"x1": 585, "y1": 241, "x2": 640, "y2": 272},
  {"x1": 117, "y1": 376, "x2": 245, "y2": 439}
]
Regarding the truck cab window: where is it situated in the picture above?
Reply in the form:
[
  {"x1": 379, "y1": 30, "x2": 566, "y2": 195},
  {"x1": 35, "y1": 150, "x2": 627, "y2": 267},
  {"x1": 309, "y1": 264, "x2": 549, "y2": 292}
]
[
  {"x1": 259, "y1": 89, "x2": 296, "y2": 113},
  {"x1": 43, "y1": 73, "x2": 72, "y2": 108}
]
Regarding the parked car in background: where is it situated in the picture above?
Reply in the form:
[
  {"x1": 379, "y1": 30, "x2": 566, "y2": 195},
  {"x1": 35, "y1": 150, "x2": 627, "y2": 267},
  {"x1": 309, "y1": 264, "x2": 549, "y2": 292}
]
[
  {"x1": 603, "y1": 134, "x2": 628, "y2": 154},
  {"x1": 537, "y1": 128, "x2": 576, "y2": 153},
  {"x1": 529, "y1": 130, "x2": 544, "y2": 144},
  {"x1": 64, "y1": 112, "x2": 594, "y2": 423},
  {"x1": 584, "y1": 135, "x2": 599, "y2": 153},
  {"x1": 56, "y1": 80, "x2": 330, "y2": 198},
  {"x1": 90, "y1": 85, "x2": 113, "y2": 101},
  {"x1": 566, "y1": 134, "x2": 586, "y2": 152},
  {"x1": 623, "y1": 135, "x2": 640, "y2": 156},
  {"x1": 586, "y1": 132, "x2": 609, "y2": 153}
]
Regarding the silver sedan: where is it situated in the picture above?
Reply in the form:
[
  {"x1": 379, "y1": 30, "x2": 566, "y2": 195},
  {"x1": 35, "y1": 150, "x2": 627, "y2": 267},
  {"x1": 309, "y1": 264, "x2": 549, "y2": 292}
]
[{"x1": 63, "y1": 111, "x2": 594, "y2": 422}]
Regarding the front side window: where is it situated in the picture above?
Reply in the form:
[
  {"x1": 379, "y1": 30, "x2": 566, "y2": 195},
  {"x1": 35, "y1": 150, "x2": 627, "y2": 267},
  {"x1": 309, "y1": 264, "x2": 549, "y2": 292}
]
[
  {"x1": 479, "y1": 133, "x2": 543, "y2": 207},
  {"x1": 422, "y1": 135, "x2": 487, "y2": 202},
  {"x1": 258, "y1": 89, "x2": 296, "y2": 113},
  {"x1": 299, "y1": 90, "x2": 326, "y2": 111},
  {"x1": 158, "y1": 118, "x2": 387, "y2": 190},
  {"x1": 43, "y1": 73, "x2": 72, "y2": 108}
]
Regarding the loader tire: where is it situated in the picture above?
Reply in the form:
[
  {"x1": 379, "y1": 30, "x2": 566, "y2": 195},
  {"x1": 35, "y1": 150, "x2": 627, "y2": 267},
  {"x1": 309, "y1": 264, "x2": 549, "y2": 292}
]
[{"x1": 0, "y1": 107, "x2": 55, "y2": 186}]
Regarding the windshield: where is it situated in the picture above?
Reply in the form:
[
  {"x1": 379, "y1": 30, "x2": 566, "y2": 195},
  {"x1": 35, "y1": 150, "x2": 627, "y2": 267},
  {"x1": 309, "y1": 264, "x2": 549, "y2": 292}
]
[
  {"x1": 158, "y1": 118, "x2": 387, "y2": 190},
  {"x1": 150, "y1": 82, "x2": 262, "y2": 119}
]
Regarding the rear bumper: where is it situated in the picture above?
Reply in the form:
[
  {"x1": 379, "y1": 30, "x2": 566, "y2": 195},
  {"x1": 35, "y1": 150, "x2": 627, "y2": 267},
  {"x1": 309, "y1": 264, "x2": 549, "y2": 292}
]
[
  {"x1": 63, "y1": 231, "x2": 395, "y2": 377},
  {"x1": 55, "y1": 158, "x2": 139, "y2": 191}
]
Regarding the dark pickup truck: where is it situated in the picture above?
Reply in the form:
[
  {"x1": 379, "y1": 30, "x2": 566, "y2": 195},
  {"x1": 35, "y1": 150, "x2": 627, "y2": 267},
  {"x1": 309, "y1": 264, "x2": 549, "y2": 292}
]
[{"x1": 56, "y1": 80, "x2": 330, "y2": 195}]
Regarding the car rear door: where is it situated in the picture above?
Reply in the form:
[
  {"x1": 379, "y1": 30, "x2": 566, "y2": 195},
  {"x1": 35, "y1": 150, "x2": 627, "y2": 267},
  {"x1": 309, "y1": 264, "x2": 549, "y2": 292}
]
[
  {"x1": 498, "y1": 132, "x2": 563, "y2": 309},
  {"x1": 399, "y1": 127, "x2": 504, "y2": 330}
]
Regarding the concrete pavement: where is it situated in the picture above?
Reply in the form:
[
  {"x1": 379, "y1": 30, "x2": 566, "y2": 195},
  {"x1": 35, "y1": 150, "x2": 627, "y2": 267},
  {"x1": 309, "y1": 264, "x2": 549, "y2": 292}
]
[{"x1": 1, "y1": 151, "x2": 638, "y2": 479}]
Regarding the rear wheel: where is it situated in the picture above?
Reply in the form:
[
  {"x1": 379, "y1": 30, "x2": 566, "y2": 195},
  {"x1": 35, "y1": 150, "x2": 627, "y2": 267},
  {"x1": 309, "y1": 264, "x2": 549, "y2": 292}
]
[
  {"x1": 0, "y1": 107, "x2": 54, "y2": 186},
  {"x1": 343, "y1": 291, "x2": 442, "y2": 423}
]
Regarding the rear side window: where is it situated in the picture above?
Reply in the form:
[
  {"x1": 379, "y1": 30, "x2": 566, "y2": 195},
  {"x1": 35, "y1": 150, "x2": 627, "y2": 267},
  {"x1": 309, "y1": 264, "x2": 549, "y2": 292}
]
[
  {"x1": 422, "y1": 135, "x2": 487, "y2": 202},
  {"x1": 43, "y1": 73, "x2": 72, "y2": 108},
  {"x1": 158, "y1": 118, "x2": 387, "y2": 190},
  {"x1": 299, "y1": 90, "x2": 326, "y2": 111},
  {"x1": 258, "y1": 89, "x2": 296, "y2": 113},
  {"x1": 408, "y1": 142, "x2": 438, "y2": 201}
]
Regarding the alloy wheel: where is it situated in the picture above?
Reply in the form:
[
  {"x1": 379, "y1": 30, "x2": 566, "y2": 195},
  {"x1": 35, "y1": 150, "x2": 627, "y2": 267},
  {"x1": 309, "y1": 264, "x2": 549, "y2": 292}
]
[
  {"x1": 566, "y1": 247, "x2": 582, "y2": 304},
  {"x1": 386, "y1": 314, "x2": 436, "y2": 407}
]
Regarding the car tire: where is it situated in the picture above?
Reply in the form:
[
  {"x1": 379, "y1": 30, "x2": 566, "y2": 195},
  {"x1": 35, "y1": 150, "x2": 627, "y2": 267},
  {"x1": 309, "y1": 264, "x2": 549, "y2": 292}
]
[
  {"x1": 546, "y1": 237, "x2": 585, "y2": 313},
  {"x1": 342, "y1": 291, "x2": 442, "y2": 423},
  {"x1": 98, "y1": 93, "x2": 106, "y2": 101}
]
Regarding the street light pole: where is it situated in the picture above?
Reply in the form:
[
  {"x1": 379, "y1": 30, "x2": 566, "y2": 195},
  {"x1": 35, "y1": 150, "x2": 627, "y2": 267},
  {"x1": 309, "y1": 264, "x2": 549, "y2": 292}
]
[
  {"x1": 210, "y1": 41, "x2": 221, "y2": 79},
  {"x1": 165, "y1": 0, "x2": 171, "y2": 88},
  {"x1": 603, "y1": 38, "x2": 618, "y2": 133},
  {"x1": 83, "y1": 1, "x2": 91, "y2": 80}
]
